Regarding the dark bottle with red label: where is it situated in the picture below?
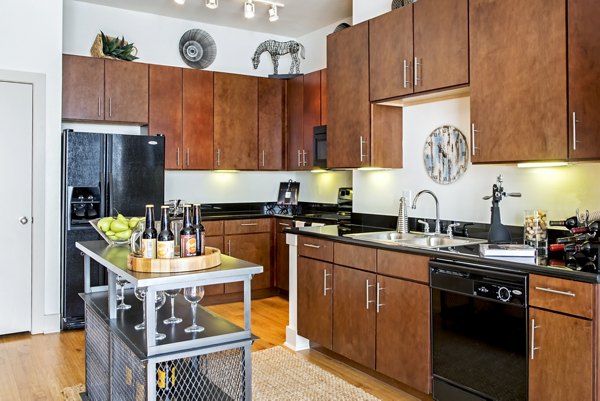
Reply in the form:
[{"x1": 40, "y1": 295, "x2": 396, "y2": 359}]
[
  {"x1": 179, "y1": 205, "x2": 196, "y2": 257},
  {"x1": 570, "y1": 221, "x2": 599, "y2": 235},
  {"x1": 192, "y1": 204, "x2": 205, "y2": 256},
  {"x1": 549, "y1": 216, "x2": 578, "y2": 229}
]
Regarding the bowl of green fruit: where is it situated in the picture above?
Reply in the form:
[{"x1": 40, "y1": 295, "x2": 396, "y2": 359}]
[{"x1": 90, "y1": 214, "x2": 143, "y2": 245}]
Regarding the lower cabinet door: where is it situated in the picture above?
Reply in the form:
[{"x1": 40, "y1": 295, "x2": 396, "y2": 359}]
[
  {"x1": 203, "y1": 235, "x2": 224, "y2": 296},
  {"x1": 376, "y1": 275, "x2": 431, "y2": 394},
  {"x1": 297, "y1": 257, "x2": 333, "y2": 349},
  {"x1": 529, "y1": 307, "x2": 593, "y2": 401},
  {"x1": 333, "y1": 265, "x2": 376, "y2": 369},
  {"x1": 224, "y1": 233, "x2": 272, "y2": 293}
]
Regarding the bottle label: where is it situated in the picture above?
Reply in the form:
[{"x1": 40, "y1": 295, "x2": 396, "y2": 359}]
[
  {"x1": 157, "y1": 240, "x2": 175, "y2": 259},
  {"x1": 141, "y1": 238, "x2": 157, "y2": 258},
  {"x1": 180, "y1": 235, "x2": 196, "y2": 257}
]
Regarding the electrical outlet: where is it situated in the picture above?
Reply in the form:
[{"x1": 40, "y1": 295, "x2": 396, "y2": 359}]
[{"x1": 402, "y1": 189, "x2": 412, "y2": 205}]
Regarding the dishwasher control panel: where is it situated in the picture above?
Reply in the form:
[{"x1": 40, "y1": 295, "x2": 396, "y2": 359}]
[{"x1": 474, "y1": 280, "x2": 525, "y2": 306}]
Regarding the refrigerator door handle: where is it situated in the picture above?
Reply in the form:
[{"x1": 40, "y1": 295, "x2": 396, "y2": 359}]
[{"x1": 107, "y1": 172, "x2": 113, "y2": 216}]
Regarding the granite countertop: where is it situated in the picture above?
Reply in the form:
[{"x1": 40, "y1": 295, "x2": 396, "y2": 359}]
[{"x1": 288, "y1": 224, "x2": 600, "y2": 284}]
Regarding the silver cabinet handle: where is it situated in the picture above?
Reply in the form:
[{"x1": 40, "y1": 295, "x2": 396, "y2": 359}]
[
  {"x1": 471, "y1": 123, "x2": 479, "y2": 156},
  {"x1": 216, "y1": 148, "x2": 221, "y2": 167},
  {"x1": 227, "y1": 239, "x2": 231, "y2": 256},
  {"x1": 530, "y1": 318, "x2": 541, "y2": 359},
  {"x1": 19, "y1": 216, "x2": 29, "y2": 225},
  {"x1": 186, "y1": 148, "x2": 190, "y2": 166},
  {"x1": 176, "y1": 147, "x2": 180, "y2": 167},
  {"x1": 376, "y1": 282, "x2": 384, "y2": 313},
  {"x1": 414, "y1": 57, "x2": 420, "y2": 86},
  {"x1": 303, "y1": 243, "x2": 321, "y2": 249},
  {"x1": 262, "y1": 150, "x2": 265, "y2": 167},
  {"x1": 359, "y1": 136, "x2": 367, "y2": 162},
  {"x1": 366, "y1": 279, "x2": 375, "y2": 310},
  {"x1": 534, "y1": 286, "x2": 576, "y2": 297},
  {"x1": 278, "y1": 222, "x2": 291, "y2": 227},
  {"x1": 297, "y1": 149, "x2": 302, "y2": 167},
  {"x1": 573, "y1": 112, "x2": 580, "y2": 151},
  {"x1": 302, "y1": 150, "x2": 307, "y2": 166},
  {"x1": 98, "y1": 97, "x2": 101, "y2": 117},
  {"x1": 109, "y1": 97, "x2": 112, "y2": 117},
  {"x1": 323, "y1": 270, "x2": 332, "y2": 296},
  {"x1": 403, "y1": 59, "x2": 411, "y2": 89},
  {"x1": 240, "y1": 223, "x2": 258, "y2": 226}
]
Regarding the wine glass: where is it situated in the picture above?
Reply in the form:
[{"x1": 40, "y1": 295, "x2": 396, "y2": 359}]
[
  {"x1": 163, "y1": 289, "x2": 182, "y2": 325},
  {"x1": 116, "y1": 276, "x2": 131, "y2": 310},
  {"x1": 134, "y1": 287, "x2": 146, "y2": 330},
  {"x1": 154, "y1": 291, "x2": 167, "y2": 341},
  {"x1": 183, "y1": 286, "x2": 205, "y2": 333}
]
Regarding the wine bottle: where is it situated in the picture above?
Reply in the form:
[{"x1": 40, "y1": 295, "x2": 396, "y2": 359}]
[
  {"x1": 565, "y1": 241, "x2": 592, "y2": 255},
  {"x1": 192, "y1": 204, "x2": 205, "y2": 256},
  {"x1": 570, "y1": 221, "x2": 599, "y2": 235},
  {"x1": 180, "y1": 205, "x2": 196, "y2": 257},
  {"x1": 157, "y1": 205, "x2": 175, "y2": 259},
  {"x1": 549, "y1": 243, "x2": 566, "y2": 252},
  {"x1": 142, "y1": 204, "x2": 157, "y2": 258},
  {"x1": 549, "y1": 216, "x2": 579, "y2": 229}
]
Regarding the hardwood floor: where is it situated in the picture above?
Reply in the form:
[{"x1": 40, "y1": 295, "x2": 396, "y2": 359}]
[{"x1": 0, "y1": 296, "x2": 431, "y2": 401}]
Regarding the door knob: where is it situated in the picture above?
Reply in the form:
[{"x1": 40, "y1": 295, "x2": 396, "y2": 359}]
[{"x1": 19, "y1": 216, "x2": 29, "y2": 225}]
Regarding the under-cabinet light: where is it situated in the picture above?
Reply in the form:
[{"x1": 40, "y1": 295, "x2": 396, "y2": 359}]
[
  {"x1": 517, "y1": 162, "x2": 569, "y2": 168},
  {"x1": 214, "y1": 170, "x2": 240, "y2": 173},
  {"x1": 310, "y1": 169, "x2": 327, "y2": 173}
]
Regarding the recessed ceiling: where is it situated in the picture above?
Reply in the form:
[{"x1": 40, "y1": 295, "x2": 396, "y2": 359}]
[{"x1": 75, "y1": 0, "x2": 353, "y2": 37}]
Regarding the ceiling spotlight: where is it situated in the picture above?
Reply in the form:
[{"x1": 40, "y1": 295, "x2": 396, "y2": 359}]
[
  {"x1": 268, "y1": 5, "x2": 279, "y2": 22},
  {"x1": 244, "y1": 0, "x2": 255, "y2": 18},
  {"x1": 174, "y1": 0, "x2": 185, "y2": 4},
  {"x1": 206, "y1": 0, "x2": 218, "y2": 9}
]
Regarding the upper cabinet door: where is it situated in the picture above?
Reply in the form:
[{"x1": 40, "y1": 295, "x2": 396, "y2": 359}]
[
  {"x1": 369, "y1": 5, "x2": 413, "y2": 101},
  {"x1": 258, "y1": 78, "x2": 285, "y2": 170},
  {"x1": 149, "y1": 65, "x2": 182, "y2": 170},
  {"x1": 183, "y1": 69, "x2": 214, "y2": 170},
  {"x1": 213, "y1": 72, "x2": 258, "y2": 170},
  {"x1": 327, "y1": 22, "x2": 371, "y2": 168},
  {"x1": 470, "y1": 0, "x2": 567, "y2": 163},
  {"x1": 568, "y1": 0, "x2": 600, "y2": 160},
  {"x1": 303, "y1": 70, "x2": 322, "y2": 169},
  {"x1": 320, "y1": 69, "x2": 327, "y2": 125},
  {"x1": 62, "y1": 54, "x2": 105, "y2": 121},
  {"x1": 104, "y1": 59, "x2": 149, "y2": 124},
  {"x1": 413, "y1": 0, "x2": 469, "y2": 93},
  {"x1": 286, "y1": 75, "x2": 304, "y2": 170}
]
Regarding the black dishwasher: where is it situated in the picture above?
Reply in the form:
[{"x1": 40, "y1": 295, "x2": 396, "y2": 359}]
[{"x1": 430, "y1": 260, "x2": 528, "y2": 401}]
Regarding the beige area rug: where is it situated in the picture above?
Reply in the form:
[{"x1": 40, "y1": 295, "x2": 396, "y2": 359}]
[{"x1": 62, "y1": 346, "x2": 380, "y2": 400}]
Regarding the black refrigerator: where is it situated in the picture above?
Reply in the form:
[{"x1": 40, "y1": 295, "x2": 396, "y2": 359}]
[{"x1": 60, "y1": 130, "x2": 165, "y2": 329}]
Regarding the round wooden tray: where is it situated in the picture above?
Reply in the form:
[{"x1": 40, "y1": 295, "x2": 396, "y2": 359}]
[{"x1": 127, "y1": 246, "x2": 221, "y2": 273}]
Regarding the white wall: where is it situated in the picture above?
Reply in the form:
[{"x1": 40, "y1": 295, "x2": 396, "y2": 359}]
[
  {"x1": 352, "y1": 0, "x2": 389, "y2": 24},
  {"x1": 63, "y1": 0, "x2": 351, "y2": 205},
  {"x1": 298, "y1": 17, "x2": 353, "y2": 73},
  {"x1": 0, "y1": 0, "x2": 63, "y2": 332}
]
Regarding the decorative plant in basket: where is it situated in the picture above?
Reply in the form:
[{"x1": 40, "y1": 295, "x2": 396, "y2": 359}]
[{"x1": 90, "y1": 31, "x2": 138, "y2": 61}]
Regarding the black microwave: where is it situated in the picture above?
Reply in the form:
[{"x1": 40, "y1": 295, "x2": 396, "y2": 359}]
[{"x1": 313, "y1": 125, "x2": 327, "y2": 168}]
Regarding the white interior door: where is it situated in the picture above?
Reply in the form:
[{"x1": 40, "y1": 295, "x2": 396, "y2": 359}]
[{"x1": 0, "y1": 81, "x2": 33, "y2": 334}]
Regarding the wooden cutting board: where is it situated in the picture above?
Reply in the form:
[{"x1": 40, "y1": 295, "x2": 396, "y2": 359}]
[{"x1": 127, "y1": 246, "x2": 221, "y2": 273}]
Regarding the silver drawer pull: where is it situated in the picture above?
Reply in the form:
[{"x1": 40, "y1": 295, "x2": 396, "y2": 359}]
[
  {"x1": 366, "y1": 279, "x2": 375, "y2": 309},
  {"x1": 323, "y1": 270, "x2": 332, "y2": 296},
  {"x1": 534, "y1": 286, "x2": 576, "y2": 297},
  {"x1": 278, "y1": 222, "x2": 291, "y2": 227},
  {"x1": 303, "y1": 243, "x2": 321, "y2": 249},
  {"x1": 530, "y1": 318, "x2": 541, "y2": 360},
  {"x1": 240, "y1": 223, "x2": 258, "y2": 226},
  {"x1": 376, "y1": 282, "x2": 384, "y2": 313}
]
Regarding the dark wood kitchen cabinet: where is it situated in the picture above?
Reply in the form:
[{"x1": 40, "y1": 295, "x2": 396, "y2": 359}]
[
  {"x1": 369, "y1": 0, "x2": 468, "y2": 101},
  {"x1": 258, "y1": 78, "x2": 285, "y2": 170},
  {"x1": 62, "y1": 54, "x2": 148, "y2": 124},
  {"x1": 223, "y1": 219, "x2": 272, "y2": 293},
  {"x1": 528, "y1": 275, "x2": 595, "y2": 401},
  {"x1": 568, "y1": 0, "x2": 600, "y2": 160},
  {"x1": 286, "y1": 69, "x2": 326, "y2": 170},
  {"x1": 470, "y1": 0, "x2": 567, "y2": 163},
  {"x1": 327, "y1": 23, "x2": 403, "y2": 169},
  {"x1": 149, "y1": 65, "x2": 182, "y2": 169},
  {"x1": 182, "y1": 69, "x2": 214, "y2": 170},
  {"x1": 203, "y1": 220, "x2": 225, "y2": 296},
  {"x1": 275, "y1": 218, "x2": 292, "y2": 291},
  {"x1": 213, "y1": 72, "x2": 258, "y2": 170}
]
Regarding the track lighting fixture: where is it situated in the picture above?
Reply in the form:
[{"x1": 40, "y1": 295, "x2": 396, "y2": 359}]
[
  {"x1": 206, "y1": 0, "x2": 218, "y2": 9},
  {"x1": 174, "y1": 0, "x2": 185, "y2": 4},
  {"x1": 244, "y1": 0, "x2": 255, "y2": 18},
  {"x1": 174, "y1": 0, "x2": 283, "y2": 21},
  {"x1": 268, "y1": 5, "x2": 278, "y2": 22}
]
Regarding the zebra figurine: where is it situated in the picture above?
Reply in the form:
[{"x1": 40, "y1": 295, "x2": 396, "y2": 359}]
[{"x1": 252, "y1": 40, "x2": 305, "y2": 75}]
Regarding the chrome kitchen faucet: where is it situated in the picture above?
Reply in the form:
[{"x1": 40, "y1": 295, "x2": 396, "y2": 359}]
[{"x1": 412, "y1": 190, "x2": 441, "y2": 234}]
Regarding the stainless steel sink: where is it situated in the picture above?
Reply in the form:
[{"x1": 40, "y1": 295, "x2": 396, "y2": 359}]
[{"x1": 344, "y1": 230, "x2": 487, "y2": 249}]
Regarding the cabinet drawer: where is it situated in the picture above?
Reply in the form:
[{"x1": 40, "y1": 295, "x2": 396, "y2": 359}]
[
  {"x1": 203, "y1": 220, "x2": 224, "y2": 236},
  {"x1": 529, "y1": 275, "x2": 595, "y2": 319},
  {"x1": 333, "y1": 242, "x2": 376, "y2": 272},
  {"x1": 224, "y1": 218, "x2": 271, "y2": 234},
  {"x1": 276, "y1": 218, "x2": 293, "y2": 233},
  {"x1": 377, "y1": 250, "x2": 429, "y2": 284},
  {"x1": 298, "y1": 236, "x2": 333, "y2": 262}
]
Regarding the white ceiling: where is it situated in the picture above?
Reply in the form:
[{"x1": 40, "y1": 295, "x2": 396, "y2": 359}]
[{"x1": 75, "y1": 0, "x2": 353, "y2": 37}]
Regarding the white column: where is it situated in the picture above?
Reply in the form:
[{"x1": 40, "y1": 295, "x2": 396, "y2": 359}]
[{"x1": 283, "y1": 233, "x2": 310, "y2": 351}]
